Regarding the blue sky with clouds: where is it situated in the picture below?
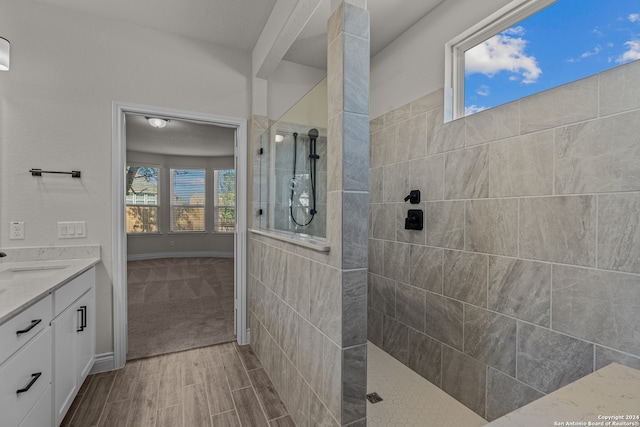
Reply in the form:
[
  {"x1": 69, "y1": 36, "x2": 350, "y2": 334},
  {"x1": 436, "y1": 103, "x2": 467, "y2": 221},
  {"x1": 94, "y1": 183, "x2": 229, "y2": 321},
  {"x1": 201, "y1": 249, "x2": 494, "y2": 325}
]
[{"x1": 464, "y1": 0, "x2": 640, "y2": 115}]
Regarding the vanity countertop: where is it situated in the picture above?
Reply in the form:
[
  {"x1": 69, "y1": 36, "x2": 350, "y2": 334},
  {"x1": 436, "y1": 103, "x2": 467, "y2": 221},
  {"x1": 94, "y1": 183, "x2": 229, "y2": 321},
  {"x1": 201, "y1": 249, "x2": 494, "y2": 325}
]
[
  {"x1": 485, "y1": 363, "x2": 640, "y2": 427},
  {"x1": 0, "y1": 257, "x2": 100, "y2": 325}
]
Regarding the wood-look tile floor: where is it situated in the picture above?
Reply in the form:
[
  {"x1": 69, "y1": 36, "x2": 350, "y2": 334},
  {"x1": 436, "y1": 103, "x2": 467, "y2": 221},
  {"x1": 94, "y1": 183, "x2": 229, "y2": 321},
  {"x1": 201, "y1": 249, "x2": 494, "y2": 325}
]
[{"x1": 62, "y1": 342, "x2": 296, "y2": 427}]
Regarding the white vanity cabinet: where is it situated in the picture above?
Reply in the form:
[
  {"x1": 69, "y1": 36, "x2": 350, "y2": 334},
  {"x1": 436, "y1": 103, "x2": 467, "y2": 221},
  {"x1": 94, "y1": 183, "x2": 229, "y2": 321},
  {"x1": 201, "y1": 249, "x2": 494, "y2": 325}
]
[
  {"x1": 52, "y1": 267, "x2": 95, "y2": 427},
  {"x1": 0, "y1": 295, "x2": 53, "y2": 427}
]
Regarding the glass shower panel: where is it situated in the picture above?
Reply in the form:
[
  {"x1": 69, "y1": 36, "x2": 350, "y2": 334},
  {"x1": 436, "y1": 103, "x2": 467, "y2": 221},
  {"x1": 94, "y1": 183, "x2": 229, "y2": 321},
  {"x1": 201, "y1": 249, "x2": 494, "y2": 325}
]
[{"x1": 257, "y1": 78, "x2": 327, "y2": 239}]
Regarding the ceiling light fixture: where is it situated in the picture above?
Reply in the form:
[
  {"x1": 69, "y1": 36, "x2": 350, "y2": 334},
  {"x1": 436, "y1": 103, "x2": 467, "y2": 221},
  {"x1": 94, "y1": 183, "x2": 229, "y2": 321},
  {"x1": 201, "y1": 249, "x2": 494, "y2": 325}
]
[
  {"x1": 147, "y1": 117, "x2": 168, "y2": 128},
  {"x1": 275, "y1": 134, "x2": 284, "y2": 143},
  {"x1": 0, "y1": 37, "x2": 10, "y2": 71}
]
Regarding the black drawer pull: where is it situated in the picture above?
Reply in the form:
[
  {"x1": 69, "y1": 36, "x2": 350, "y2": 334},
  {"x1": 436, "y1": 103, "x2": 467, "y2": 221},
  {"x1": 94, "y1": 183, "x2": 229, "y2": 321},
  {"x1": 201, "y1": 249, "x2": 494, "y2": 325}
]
[
  {"x1": 77, "y1": 307, "x2": 85, "y2": 332},
  {"x1": 81, "y1": 305, "x2": 87, "y2": 330},
  {"x1": 16, "y1": 372, "x2": 42, "y2": 394},
  {"x1": 77, "y1": 306, "x2": 87, "y2": 332},
  {"x1": 16, "y1": 319, "x2": 42, "y2": 335}
]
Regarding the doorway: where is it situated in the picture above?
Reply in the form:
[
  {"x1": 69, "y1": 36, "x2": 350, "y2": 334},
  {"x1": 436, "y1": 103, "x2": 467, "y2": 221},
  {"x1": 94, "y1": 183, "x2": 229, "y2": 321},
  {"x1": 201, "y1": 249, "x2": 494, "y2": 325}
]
[{"x1": 112, "y1": 102, "x2": 247, "y2": 369}]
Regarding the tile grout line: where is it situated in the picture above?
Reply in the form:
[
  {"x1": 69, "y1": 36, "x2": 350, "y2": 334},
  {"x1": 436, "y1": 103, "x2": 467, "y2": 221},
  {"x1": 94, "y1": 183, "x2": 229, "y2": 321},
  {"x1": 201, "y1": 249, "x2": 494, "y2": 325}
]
[
  {"x1": 371, "y1": 243, "x2": 640, "y2": 278},
  {"x1": 198, "y1": 347, "x2": 217, "y2": 426},
  {"x1": 595, "y1": 195, "x2": 599, "y2": 270},
  {"x1": 234, "y1": 340, "x2": 287, "y2": 425},
  {"x1": 485, "y1": 365, "x2": 489, "y2": 421},
  {"x1": 122, "y1": 363, "x2": 143, "y2": 427},
  {"x1": 251, "y1": 379, "x2": 274, "y2": 424},
  {"x1": 549, "y1": 265, "x2": 553, "y2": 331},
  {"x1": 61, "y1": 377, "x2": 90, "y2": 427},
  {"x1": 96, "y1": 374, "x2": 118, "y2": 427},
  {"x1": 515, "y1": 321, "x2": 519, "y2": 383},
  {"x1": 270, "y1": 414, "x2": 291, "y2": 423},
  {"x1": 151, "y1": 361, "x2": 161, "y2": 427},
  {"x1": 182, "y1": 392, "x2": 186, "y2": 427},
  {"x1": 226, "y1": 351, "x2": 244, "y2": 427}
]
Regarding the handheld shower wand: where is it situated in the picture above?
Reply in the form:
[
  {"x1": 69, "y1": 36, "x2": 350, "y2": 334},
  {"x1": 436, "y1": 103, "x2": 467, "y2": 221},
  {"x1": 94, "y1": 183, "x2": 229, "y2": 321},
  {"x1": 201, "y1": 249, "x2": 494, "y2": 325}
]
[
  {"x1": 307, "y1": 129, "x2": 319, "y2": 216},
  {"x1": 290, "y1": 129, "x2": 320, "y2": 227}
]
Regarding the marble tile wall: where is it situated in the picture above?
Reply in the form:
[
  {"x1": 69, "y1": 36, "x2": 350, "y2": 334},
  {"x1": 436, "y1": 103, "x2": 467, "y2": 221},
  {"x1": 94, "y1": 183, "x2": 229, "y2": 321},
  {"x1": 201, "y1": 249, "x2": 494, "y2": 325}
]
[
  {"x1": 249, "y1": 219, "x2": 349, "y2": 427},
  {"x1": 248, "y1": 2, "x2": 369, "y2": 426},
  {"x1": 368, "y1": 59, "x2": 640, "y2": 421}
]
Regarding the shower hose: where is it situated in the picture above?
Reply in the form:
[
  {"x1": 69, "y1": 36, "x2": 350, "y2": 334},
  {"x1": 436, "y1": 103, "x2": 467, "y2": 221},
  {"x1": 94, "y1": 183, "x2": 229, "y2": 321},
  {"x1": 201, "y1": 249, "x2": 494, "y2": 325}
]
[{"x1": 290, "y1": 130, "x2": 318, "y2": 227}]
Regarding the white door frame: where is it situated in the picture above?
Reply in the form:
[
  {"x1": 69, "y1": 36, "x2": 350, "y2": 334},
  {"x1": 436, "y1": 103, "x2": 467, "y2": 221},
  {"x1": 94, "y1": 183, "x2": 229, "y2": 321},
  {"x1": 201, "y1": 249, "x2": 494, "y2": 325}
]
[{"x1": 112, "y1": 101, "x2": 248, "y2": 370}]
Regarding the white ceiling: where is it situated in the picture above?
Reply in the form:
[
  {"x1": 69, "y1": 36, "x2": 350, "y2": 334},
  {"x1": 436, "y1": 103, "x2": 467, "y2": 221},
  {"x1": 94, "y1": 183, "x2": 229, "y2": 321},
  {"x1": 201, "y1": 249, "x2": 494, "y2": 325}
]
[
  {"x1": 37, "y1": 0, "x2": 447, "y2": 156},
  {"x1": 33, "y1": 0, "x2": 446, "y2": 69},
  {"x1": 284, "y1": 0, "x2": 446, "y2": 69},
  {"x1": 126, "y1": 114, "x2": 235, "y2": 157},
  {"x1": 32, "y1": 0, "x2": 278, "y2": 52}
]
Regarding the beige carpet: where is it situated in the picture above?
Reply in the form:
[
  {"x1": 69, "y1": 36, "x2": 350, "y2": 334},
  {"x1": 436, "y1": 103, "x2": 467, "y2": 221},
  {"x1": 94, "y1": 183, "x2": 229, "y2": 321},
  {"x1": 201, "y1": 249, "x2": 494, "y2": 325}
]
[{"x1": 126, "y1": 257, "x2": 235, "y2": 360}]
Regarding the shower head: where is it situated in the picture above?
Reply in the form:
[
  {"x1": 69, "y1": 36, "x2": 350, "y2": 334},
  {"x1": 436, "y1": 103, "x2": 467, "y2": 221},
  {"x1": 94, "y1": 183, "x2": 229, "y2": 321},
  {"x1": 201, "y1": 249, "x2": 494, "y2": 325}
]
[{"x1": 308, "y1": 128, "x2": 319, "y2": 140}]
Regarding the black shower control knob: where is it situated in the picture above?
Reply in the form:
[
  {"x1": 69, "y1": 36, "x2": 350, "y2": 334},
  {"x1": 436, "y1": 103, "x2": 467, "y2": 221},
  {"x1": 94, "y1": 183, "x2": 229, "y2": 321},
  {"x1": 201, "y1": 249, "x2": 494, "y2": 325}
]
[
  {"x1": 404, "y1": 190, "x2": 421, "y2": 204},
  {"x1": 404, "y1": 209, "x2": 424, "y2": 230}
]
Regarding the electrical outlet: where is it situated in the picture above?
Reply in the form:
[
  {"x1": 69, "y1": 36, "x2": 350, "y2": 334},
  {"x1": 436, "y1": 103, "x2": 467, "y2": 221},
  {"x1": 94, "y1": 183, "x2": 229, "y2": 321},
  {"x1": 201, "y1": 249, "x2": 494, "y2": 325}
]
[{"x1": 10, "y1": 221, "x2": 24, "y2": 240}]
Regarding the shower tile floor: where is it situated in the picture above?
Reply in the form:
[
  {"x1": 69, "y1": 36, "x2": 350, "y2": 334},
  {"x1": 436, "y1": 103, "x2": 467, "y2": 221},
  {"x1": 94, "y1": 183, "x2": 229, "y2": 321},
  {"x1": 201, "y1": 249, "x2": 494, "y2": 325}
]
[{"x1": 367, "y1": 342, "x2": 487, "y2": 427}]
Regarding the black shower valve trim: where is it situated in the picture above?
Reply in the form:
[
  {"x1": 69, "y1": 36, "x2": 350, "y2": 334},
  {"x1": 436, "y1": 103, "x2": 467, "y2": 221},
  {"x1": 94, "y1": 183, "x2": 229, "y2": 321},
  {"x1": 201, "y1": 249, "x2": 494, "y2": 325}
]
[{"x1": 404, "y1": 190, "x2": 421, "y2": 204}]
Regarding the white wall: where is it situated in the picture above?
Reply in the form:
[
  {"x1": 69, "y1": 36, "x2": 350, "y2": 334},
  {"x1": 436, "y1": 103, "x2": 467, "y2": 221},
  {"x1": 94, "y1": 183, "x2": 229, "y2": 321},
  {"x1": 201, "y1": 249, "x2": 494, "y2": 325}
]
[
  {"x1": 370, "y1": 0, "x2": 510, "y2": 118},
  {"x1": 267, "y1": 60, "x2": 327, "y2": 120},
  {"x1": 0, "y1": 0, "x2": 252, "y2": 355},
  {"x1": 126, "y1": 151, "x2": 235, "y2": 257}
]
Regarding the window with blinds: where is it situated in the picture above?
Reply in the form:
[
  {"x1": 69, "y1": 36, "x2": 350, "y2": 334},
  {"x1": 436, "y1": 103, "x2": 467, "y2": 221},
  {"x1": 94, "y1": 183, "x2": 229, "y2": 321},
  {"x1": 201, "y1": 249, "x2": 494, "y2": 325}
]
[
  {"x1": 170, "y1": 168, "x2": 206, "y2": 232},
  {"x1": 125, "y1": 165, "x2": 159, "y2": 233},
  {"x1": 214, "y1": 169, "x2": 235, "y2": 232}
]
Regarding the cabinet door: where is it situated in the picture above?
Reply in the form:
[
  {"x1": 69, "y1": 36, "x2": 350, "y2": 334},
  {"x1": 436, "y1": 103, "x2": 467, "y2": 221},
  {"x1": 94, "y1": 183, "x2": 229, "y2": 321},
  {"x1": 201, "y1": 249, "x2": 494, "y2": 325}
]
[
  {"x1": 76, "y1": 287, "x2": 95, "y2": 383},
  {"x1": 53, "y1": 305, "x2": 79, "y2": 426}
]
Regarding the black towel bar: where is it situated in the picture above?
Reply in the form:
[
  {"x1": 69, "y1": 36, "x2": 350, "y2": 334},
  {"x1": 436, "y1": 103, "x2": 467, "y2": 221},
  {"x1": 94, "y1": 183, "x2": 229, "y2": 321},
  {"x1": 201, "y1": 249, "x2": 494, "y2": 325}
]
[{"x1": 29, "y1": 169, "x2": 81, "y2": 178}]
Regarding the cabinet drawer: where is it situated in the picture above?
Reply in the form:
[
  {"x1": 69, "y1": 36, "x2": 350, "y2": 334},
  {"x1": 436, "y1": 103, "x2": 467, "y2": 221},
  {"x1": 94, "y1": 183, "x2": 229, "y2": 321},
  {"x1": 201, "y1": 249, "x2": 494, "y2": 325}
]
[
  {"x1": 19, "y1": 385, "x2": 51, "y2": 427},
  {"x1": 54, "y1": 268, "x2": 94, "y2": 316},
  {"x1": 0, "y1": 295, "x2": 52, "y2": 365},
  {"x1": 0, "y1": 327, "x2": 52, "y2": 427}
]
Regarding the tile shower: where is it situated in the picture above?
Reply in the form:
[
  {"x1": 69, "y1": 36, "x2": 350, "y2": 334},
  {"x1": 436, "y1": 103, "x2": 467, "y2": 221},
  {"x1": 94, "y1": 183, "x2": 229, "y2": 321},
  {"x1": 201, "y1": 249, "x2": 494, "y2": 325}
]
[
  {"x1": 368, "y1": 59, "x2": 640, "y2": 421},
  {"x1": 248, "y1": 2, "x2": 370, "y2": 426}
]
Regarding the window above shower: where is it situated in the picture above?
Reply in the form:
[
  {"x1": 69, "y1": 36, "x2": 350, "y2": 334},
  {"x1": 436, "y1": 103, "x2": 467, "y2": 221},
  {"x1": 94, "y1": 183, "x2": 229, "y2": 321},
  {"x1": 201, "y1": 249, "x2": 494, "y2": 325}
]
[
  {"x1": 256, "y1": 78, "x2": 328, "y2": 239},
  {"x1": 445, "y1": 0, "x2": 640, "y2": 120}
]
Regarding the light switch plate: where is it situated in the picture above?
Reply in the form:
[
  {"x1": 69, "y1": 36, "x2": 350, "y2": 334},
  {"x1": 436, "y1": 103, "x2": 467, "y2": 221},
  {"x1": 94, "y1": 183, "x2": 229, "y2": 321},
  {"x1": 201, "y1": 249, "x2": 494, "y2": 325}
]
[{"x1": 57, "y1": 221, "x2": 86, "y2": 239}]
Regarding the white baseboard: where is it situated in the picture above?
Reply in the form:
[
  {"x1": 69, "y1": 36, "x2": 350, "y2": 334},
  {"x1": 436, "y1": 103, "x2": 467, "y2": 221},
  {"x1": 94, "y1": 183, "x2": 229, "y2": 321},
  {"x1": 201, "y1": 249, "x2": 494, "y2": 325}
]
[
  {"x1": 127, "y1": 251, "x2": 234, "y2": 261},
  {"x1": 91, "y1": 352, "x2": 115, "y2": 374},
  {"x1": 242, "y1": 328, "x2": 251, "y2": 345}
]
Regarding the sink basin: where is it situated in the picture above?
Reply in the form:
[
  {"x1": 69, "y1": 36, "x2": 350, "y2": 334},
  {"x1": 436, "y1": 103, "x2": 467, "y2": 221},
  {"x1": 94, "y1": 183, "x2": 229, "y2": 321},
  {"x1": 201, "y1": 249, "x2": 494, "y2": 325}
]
[{"x1": 0, "y1": 265, "x2": 70, "y2": 280}]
